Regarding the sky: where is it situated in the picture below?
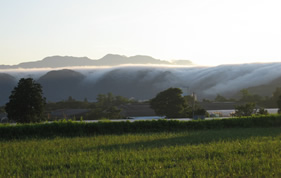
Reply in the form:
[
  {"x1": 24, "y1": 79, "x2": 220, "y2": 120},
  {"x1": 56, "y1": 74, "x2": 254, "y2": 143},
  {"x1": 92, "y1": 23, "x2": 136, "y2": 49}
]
[{"x1": 1, "y1": 0, "x2": 281, "y2": 66}]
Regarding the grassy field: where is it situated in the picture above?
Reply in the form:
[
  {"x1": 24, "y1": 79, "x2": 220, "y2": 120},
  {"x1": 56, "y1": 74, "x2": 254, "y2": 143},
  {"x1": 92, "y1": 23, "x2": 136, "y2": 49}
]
[{"x1": 1, "y1": 127, "x2": 281, "y2": 177}]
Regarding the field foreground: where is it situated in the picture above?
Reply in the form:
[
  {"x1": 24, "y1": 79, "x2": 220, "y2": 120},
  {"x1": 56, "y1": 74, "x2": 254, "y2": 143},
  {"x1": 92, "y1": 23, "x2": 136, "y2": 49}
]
[{"x1": 1, "y1": 127, "x2": 281, "y2": 177}]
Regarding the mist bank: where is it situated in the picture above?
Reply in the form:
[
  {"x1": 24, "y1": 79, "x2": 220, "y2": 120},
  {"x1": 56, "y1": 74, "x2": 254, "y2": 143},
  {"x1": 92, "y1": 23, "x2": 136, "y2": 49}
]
[{"x1": 1, "y1": 62, "x2": 281, "y2": 105}]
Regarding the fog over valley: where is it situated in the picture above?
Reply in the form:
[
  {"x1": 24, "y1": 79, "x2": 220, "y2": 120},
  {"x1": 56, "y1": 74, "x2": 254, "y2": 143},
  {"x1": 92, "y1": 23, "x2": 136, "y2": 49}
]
[{"x1": 1, "y1": 61, "x2": 281, "y2": 105}]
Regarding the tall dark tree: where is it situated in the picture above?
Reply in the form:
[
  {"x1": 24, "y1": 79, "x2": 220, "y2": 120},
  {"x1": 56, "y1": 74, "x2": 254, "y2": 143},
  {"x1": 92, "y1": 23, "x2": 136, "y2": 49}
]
[
  {"x1": 5, "y1": 78, "x2": 46, "y2": 123},
  {"x1": 150, "y1": 88, "x2": 188, "y2": 118}
]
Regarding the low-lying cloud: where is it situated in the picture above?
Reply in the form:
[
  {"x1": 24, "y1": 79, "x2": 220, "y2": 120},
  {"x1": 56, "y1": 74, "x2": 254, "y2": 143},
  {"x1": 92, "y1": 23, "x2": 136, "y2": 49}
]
[{"x1": 1, "y1": 62, "x2": 281, "y2": 104}]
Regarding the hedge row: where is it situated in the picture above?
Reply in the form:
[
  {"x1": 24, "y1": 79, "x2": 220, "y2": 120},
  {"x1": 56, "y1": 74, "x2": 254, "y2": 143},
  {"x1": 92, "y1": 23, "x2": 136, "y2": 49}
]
[{"x1": 1, "y1": 115, "x2": 281, "y2": 140}]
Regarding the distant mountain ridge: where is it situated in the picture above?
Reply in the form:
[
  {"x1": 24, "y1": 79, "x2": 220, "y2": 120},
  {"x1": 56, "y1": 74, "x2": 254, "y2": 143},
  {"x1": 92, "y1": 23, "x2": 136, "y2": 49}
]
[
  {"x1": 1, "y1": 62, "x2": 281, "y2": 106},
  {"x1": 0, "y1": 54, "x2": 193, "y2": 69}
]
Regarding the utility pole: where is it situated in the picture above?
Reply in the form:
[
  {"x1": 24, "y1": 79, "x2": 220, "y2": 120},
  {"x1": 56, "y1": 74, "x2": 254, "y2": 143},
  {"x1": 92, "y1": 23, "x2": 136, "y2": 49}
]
[{"x1": 192, "y1": 92, "x2": 197, "y2": 118}]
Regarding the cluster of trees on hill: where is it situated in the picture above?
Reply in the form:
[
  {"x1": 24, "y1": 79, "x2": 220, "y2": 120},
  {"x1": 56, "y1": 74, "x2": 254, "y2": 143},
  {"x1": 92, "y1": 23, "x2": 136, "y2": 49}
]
[{"x1": 212, "y1": 88, "x2": 281, "y2": 108}]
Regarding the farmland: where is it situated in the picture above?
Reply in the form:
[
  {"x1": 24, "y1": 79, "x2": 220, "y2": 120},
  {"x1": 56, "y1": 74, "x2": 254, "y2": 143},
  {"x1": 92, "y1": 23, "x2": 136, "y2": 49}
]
[{"x1": 1, "y1": 117, "x2": 281, "y2": 177}]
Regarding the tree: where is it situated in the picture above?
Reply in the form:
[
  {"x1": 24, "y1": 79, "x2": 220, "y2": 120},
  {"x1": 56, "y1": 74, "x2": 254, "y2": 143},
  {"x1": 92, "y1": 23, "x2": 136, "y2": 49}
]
[
  {"x1": 234, "y1": 102, "x2": 256, "y2": 117},
  {"x1": 5, "y1": 78, "x2": 46, "y2": 123},
  {"x1": 150, "y1": 88, "x2": 188, "y2": 118}
]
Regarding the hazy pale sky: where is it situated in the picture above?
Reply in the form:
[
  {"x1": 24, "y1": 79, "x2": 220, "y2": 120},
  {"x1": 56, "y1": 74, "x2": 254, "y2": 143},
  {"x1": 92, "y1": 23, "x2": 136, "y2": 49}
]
[{"x1": 1, "y1": 0, "x2": 281, "y2": 66}]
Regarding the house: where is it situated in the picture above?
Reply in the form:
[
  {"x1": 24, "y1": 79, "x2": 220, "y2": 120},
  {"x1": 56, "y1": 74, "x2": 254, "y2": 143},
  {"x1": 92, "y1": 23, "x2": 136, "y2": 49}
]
[{"x1": 120, "y1": 103, "x2": 156, "y2": 117}]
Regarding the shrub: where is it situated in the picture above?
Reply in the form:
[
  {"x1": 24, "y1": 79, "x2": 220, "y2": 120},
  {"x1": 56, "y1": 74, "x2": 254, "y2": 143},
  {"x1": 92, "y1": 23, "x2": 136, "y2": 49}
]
[
  {"x1": 1, "y1": 115, "x2": 281, "y2": 140},
  {"x1": 234, "y1": 102, "x2": 256, "y2": 117}
]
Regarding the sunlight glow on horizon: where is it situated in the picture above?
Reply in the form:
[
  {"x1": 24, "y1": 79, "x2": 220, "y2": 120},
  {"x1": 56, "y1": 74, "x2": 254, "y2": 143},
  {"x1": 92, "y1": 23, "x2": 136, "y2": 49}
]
[{"x1": 1, "y1": 0, "x2": 281, "y2": 66}]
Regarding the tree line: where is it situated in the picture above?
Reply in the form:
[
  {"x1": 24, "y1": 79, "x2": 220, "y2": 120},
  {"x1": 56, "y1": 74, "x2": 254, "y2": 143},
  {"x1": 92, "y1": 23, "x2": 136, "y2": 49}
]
[{"x1": 2, "y1": 78, "x2": 281, "y2": 123}]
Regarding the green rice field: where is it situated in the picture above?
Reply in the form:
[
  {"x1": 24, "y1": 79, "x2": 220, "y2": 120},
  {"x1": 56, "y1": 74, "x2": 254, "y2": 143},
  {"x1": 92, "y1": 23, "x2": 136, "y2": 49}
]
[{"x1": 1, "y1": 127, "x2": 281, "y2": 177}]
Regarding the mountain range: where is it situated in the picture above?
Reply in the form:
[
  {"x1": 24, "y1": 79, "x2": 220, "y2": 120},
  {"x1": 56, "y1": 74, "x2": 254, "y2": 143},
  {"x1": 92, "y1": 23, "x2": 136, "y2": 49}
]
[
  {"x1": 1, "y1": 62, "x2": 281, "y2": 105},
  {"x1": 0, "y1": 54, "x2": 193, "y2": 69}
]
